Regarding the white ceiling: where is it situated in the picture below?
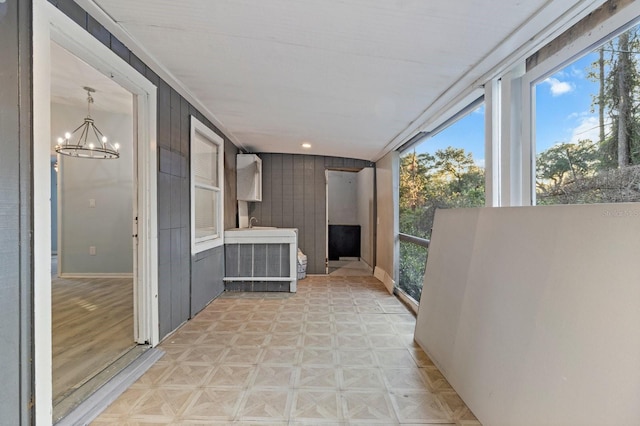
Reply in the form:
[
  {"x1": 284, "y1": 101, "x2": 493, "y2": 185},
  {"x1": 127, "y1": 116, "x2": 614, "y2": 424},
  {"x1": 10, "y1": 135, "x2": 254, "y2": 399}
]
[
  {"x1": 51, "y1": 41, "x2": 132, "y2": 114},
  {"x1": 81, "y1": 0, "x2": 601, "y2": 161}
]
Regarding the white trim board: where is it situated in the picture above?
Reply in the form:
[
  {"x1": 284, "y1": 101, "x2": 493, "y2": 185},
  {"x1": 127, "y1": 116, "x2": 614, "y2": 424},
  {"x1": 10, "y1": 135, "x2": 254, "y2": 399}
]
[
  {"x1": 373, "y1": 266, "x2": 394, "y2": 294},
  {"x1": 55, "y1": 348, "x2": 164, "y2": 426}
]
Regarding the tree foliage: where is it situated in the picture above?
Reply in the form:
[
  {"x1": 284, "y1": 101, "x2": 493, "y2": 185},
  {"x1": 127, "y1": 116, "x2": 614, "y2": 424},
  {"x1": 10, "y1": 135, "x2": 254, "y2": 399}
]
[
  {"x1": 399, "y1": 148, "x2": 485, "y2": 301},
  {"x1": 402, "y1": 26, "x2": 640, "y2": 301},
  {"x1": 586, "y1": 28, "x2": 640, "y2": 168},
  {"x1": 538, "y1": 27, "x2": 640, "y2": 205}
]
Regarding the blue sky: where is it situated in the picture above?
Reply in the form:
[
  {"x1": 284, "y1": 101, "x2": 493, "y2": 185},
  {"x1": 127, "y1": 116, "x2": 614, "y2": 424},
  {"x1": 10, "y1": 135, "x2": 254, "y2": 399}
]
[
  {"x1": 535, "y1": 52, "x2": 601, "y2": 153},
  {"x1": 412, "y1": 105, "x2": 486, "y2": 165},
  {"x1": 409, "y1": 50, "x2": 602, "y2": 166}
]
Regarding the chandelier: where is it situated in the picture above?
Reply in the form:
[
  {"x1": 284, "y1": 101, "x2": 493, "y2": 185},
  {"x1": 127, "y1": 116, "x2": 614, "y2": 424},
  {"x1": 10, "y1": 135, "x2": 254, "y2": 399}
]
[{"x1": 55, "y1": 87, "x2": 120, "y2": 159}]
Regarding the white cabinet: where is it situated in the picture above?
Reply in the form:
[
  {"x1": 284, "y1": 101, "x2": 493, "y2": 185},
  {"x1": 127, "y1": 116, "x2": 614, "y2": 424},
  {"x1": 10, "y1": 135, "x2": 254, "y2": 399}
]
[{"x1": 237, "y1": 154, "x2": 262, "y2": 201}]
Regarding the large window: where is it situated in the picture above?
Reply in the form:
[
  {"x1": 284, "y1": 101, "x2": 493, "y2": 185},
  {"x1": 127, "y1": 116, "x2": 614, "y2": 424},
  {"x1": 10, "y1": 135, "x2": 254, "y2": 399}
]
[
  {"x1": 191, "y1": 116, "x2": 224, "y2": 253},
  {"x1": 398, "y1": 104, "x2": 485, "y2": 302},
  {"x1": 534, "y1": 23, "x2": 640, "y2": 205}
]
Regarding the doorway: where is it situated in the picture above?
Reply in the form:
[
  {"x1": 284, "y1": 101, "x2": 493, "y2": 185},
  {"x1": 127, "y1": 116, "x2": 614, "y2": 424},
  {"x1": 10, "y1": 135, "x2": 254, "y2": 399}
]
[
  {"x1": 326, "y1": 168, "x2": 375, "y2": 276},
  {"x1": 33, "y1": 1, "x2": 159, "y2": 423},
  {"x1": 49, "y1": 40, "x2": 139, "y2": 420}
]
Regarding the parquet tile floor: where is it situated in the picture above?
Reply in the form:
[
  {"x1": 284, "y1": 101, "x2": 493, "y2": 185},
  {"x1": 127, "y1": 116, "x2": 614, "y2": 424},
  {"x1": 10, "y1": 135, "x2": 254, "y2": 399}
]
[{"x1": 92, "y1": 275, "x2": 481, "y2": 425}]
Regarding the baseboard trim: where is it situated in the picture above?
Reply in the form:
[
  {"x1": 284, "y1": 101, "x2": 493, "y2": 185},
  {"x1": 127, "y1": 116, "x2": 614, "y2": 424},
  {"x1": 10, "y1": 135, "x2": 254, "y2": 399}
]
[
  {"x1": 59, "y1": 273, "x2": 134, "y2": 279},
  {"x1": 373, "y1": 266, "x2": 395, "y2": 294},
  {"x1": 360, "y1": 258, "x2": 374, "y2": 272},
  {"x1": 394, "y1": 287, "x2": 419, "y2": 315},
  {"x1": 55, "y1": 348, "x2": 164, "y2": 426}
]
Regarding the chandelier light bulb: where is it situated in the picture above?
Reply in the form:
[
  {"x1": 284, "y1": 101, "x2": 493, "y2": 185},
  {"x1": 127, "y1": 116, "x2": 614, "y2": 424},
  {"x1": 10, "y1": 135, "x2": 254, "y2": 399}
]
[
  {"x1": 102, "y1": 136, "x2": 108, "y2": 143},
  {"x1": 57, "y1": 137, "x2": 64, "y2": 144},
  {"x1": 64, "y1": 132, "x2": 71, "y2": 139},
  {"x1": 89, "y1": 143, "x2": 95, "y2": 150},
  {"x1": 114, "y1": 143, "x2": 120, "y2": 150}
]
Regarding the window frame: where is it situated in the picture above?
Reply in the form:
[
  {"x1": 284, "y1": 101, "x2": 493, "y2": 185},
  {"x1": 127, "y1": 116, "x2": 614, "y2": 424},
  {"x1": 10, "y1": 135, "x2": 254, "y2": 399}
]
[
  {"x1": 190, "y1": 116, "x2": 224, "y2": 254},
  {"x1": 396, "y1": 98, "x2": 486, "y2": 304},
  {"x1": 522, "y1": 8, "x2": 640, "y2": 205}
]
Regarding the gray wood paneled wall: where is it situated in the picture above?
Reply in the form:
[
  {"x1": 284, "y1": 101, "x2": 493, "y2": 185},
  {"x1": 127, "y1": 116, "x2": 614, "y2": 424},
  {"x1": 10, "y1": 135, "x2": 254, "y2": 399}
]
[
  {"x1": 249, "y1": 154, "x2": 374, "y2": 274},
  {"x1": 0, "y1": 1, "x2": 33, "y2": 423},
  {"x1": 47, "y1": 0, "x2": 237, "y2": 339}
]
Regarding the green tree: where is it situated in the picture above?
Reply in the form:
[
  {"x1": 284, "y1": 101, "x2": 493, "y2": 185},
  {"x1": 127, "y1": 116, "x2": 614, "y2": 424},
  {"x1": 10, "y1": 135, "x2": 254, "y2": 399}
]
[
  {"x1": 536, "y1": 139, "x2": 601, "y2": 204},
  {"x1": 540, "y1": 26, "x2": 640, "y2": 205},
  {"x1": 536, "y1": 140, "x2": 599, "y2": 188},
  {"x1": 588, "y1": 28, "x2": 640, "y2": 169},
  {"x1": 399, "y1": 152, "x2": 433, "y2": 211},
  {"x1": 399, "y1": 147, "x2": 485, "y2": 301}
]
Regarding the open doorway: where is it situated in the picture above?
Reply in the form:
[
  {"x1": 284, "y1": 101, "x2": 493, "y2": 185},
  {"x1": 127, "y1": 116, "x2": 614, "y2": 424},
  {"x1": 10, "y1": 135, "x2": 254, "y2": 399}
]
[
  {"x1": 326, "y1": 168, "x2": 375, "y2": 276},
  {"x1": 49, "y1": 41, "x2": 139, "y2": 420},
  {"x1": 33, "y1": 1, "x2": 159, "y2": 423}
]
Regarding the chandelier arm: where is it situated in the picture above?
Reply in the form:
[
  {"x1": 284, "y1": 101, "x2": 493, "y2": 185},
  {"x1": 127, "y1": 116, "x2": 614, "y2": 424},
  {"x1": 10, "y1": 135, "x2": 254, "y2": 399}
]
[
  {"x1": 69, "y1": 120, "x2": 87, "y2": 137},
  {"x1": 77, "y1": 124, "x2": 90, "y2": 148},
  {"x1": 91, "y1": 123, "x2": 106, "y2": 147}
]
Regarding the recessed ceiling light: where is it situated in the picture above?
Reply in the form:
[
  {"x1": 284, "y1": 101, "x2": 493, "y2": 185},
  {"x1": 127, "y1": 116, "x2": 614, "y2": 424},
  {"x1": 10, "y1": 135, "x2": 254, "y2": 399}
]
[{"x1": 301, "y1": 142, "x2": 312, "y2": 149}]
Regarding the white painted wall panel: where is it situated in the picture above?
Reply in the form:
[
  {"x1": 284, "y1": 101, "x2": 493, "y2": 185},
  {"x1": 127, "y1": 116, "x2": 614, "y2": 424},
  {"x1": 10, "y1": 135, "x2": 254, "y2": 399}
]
[{"x1": 415, "y1": 204, "x2": 640, "y2": 425}]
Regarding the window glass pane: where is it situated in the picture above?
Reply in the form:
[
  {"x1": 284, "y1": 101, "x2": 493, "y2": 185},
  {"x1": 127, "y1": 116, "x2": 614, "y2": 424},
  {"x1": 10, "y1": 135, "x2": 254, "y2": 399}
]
[
  {"x1": 195, "y1": 186, "x2": 218, "y2": 239},
  {"x1": 194, "y1": 132, "x2": 218, "y2": 187},
  {"x1": 399, "y1": 240, "x2": 428, "y2": 302},
  {"x1": 190, "y1": 116, "x2": 224, "y2": 253},
  {"x1": 535, "y1": 24, "x2": 640, "y2": 205},
  {"x1": 400, "y1": 105, "x2": 485, "y2": 238},
  {"x1": 398, "y1": 104, "x2": 485, "y2": 302}
]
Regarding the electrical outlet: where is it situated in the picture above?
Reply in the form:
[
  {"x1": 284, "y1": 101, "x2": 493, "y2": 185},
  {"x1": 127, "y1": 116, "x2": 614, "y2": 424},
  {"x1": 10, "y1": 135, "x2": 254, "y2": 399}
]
[{"x1": 89, "y1": 246, "x2": 96, "y2": 255}]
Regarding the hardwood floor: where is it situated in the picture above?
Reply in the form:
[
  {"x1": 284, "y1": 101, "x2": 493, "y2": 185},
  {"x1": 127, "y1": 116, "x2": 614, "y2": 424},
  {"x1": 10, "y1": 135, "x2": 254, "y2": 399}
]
[{"x1": 52, "y1": 273, "x2": 135, "y2": 405}]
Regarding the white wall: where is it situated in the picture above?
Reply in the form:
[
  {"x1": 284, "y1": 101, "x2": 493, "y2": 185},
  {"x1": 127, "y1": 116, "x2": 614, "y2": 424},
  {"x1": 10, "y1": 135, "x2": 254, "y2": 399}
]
[
  {"x1": 415, "y1": 204, "x2": 640, "y2": 425},
  {"x1": 357, "y1": 167, "x2": 374, "y2": 268},
  {"x1": 374, "y1": 151, "x2": 399, "y2": 293},
  {"x1": 328, "y1": 171, "x2": 358, "y2": 225},
  {"x1": 53, "y1": 103, "x2": 134, "y2": 275}
]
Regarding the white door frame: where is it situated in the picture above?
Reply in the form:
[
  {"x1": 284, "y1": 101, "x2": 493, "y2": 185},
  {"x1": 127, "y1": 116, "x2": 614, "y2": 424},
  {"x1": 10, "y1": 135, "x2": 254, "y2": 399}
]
[
  {"x1": 33, "y1": 0, "x2": 159, "y2": 423},
  {"x1": 325, "y1": 169, "x2": 329, "y2": 274}
]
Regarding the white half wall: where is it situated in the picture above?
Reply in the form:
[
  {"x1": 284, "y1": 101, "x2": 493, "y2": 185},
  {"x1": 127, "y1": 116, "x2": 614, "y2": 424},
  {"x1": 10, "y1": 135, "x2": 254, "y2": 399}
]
[
  {"x1": 415, "y1": 204, "x2": 640, "y2": 425},
  {"x1": 53, "y1": 102, "x2": 134, "y2": 275},
  {"x1": 357, "y1": 167, "x2": 374, "y2": 268}
]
